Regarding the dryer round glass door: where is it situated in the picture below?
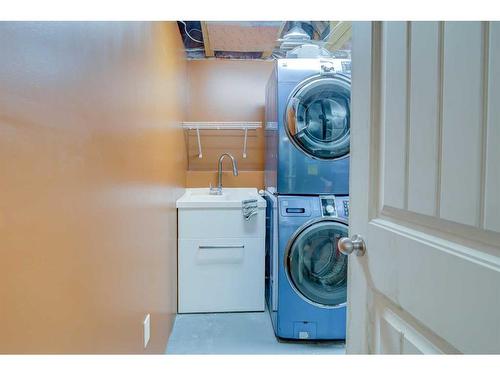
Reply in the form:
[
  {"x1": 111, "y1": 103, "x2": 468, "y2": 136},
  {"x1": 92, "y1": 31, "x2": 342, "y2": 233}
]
[
  {"x1": 285, "y1": 219, "x2": 348, "y2": 307},
  {"x1": 286, "y1": 75, "x2": 351, "y2": 160}
]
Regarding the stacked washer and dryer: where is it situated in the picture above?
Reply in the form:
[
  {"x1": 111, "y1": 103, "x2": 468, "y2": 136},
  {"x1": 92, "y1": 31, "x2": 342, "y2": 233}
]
[{"x1": 264, "y1": 58, "x2": 351, "y2": 340}]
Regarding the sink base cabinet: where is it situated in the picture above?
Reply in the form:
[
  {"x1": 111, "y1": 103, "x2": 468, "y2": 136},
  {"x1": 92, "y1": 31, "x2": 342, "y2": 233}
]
[
  {"x1": 178, "y1": 237, "x2": 265, "y2": 313},
  {"x1": 177, "y1": 207, "x2": 266, "y2": 314}
]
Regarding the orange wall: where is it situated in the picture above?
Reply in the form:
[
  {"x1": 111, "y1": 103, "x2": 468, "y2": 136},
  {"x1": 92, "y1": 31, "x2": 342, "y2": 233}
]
[
  {"x1": 185, "y1": 59, "x2": 273, "y2": 189},
  {"x1": 0, "y1": 22, "x2": 186, "y2": 353}
]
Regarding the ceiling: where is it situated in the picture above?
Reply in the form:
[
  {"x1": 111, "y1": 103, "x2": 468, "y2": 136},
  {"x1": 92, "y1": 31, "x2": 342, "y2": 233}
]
[{"x1": 177, "y1": 21, "x2": 351, "y2": 60}]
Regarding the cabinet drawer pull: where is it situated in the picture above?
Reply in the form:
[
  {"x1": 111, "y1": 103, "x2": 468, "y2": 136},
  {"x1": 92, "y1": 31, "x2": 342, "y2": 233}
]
[{"x1": 199, "y1": 245, "x2": 245, "y2": 249}]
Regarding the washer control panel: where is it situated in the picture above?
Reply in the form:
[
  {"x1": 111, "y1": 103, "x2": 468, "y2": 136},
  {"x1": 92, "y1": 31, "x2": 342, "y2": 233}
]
[{"x1": 320, "y1": 196, "x2": 338, "y2": 217}]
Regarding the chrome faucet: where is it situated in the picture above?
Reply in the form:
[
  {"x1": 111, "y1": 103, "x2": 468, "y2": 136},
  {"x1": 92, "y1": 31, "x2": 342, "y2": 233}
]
[{"x1": 209, "y1": 153, "x2": 238, "y2": 195}]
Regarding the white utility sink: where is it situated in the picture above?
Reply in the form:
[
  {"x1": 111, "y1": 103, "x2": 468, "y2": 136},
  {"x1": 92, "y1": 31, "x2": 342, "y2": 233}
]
[
  {"x1": 176, "y1": 188, "x2": 266, "y2": 208},
  {"x1": 176, "y1": 187, "x2": 266, "y2": 313}
]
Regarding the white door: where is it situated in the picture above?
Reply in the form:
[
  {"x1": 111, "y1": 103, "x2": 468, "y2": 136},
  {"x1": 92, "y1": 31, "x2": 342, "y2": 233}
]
[{"x1": 346, "y1": 21, "x2": 500, "y2": 354}]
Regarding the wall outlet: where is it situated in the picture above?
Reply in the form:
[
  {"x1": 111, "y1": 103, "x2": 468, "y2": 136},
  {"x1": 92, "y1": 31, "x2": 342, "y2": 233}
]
[{"x1": 143, "y1": 314, "x2": 151, "y2": 348}]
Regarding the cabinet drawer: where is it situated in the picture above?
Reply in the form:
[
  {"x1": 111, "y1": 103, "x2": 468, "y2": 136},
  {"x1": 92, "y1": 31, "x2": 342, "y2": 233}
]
[
  {"x1": 178, "y1": 237, "x2": 265, "y2": 313},
  {"x1": 178, "y1": 208, "x2": 265, "y2": 239}
]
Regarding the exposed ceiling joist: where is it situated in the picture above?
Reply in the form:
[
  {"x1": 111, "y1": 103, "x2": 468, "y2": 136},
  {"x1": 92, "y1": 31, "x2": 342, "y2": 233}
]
[
  {"x1": 200, "y1": 21, "x2": 214, "y2": 57},
  {"x1": 178, "y1": 21, "x2": 350, "y2": 59},
  {"x1": 324, "y1": 21, "x2": 352, "y2": 52},
  {"x1": 328, "y1": 21, "x2": 339, "y2": 35}
]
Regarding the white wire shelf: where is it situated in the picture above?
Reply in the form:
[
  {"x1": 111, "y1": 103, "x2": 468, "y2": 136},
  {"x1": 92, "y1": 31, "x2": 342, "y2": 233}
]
[
  {"x1": 181, "y1": 122, "x2": 262, "y2": 159},
  {"x1": 181, "y1": 121, "x2": 262, "y2": 130}
]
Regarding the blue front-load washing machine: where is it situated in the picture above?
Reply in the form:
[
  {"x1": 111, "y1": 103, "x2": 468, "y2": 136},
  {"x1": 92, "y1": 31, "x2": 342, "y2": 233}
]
[
  {"x1": 265, "y1": 58, "x2": 351, "y2": 196},
  {"x1": 264, "y1": 192, "x2": 349, "y2": 340}
]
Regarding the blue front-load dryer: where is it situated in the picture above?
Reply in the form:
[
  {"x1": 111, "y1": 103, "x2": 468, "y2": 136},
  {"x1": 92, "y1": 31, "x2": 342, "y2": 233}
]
[
  {"x1": 265, "y1": 58, "x2": 350, "y2": 195},
  {"x1": 265, "y1": 193, "x2": 349, "y2": 340}
]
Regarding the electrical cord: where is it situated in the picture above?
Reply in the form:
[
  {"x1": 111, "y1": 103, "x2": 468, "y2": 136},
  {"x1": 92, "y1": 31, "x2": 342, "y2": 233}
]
[{"x1": 179, "y1": 21, "x2": 204, "y2": 44}]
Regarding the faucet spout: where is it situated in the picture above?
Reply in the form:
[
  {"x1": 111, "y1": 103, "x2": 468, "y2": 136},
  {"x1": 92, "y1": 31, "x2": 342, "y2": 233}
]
[{"x1": 210, "y1": 153, "x2": 238, "y2": 195}]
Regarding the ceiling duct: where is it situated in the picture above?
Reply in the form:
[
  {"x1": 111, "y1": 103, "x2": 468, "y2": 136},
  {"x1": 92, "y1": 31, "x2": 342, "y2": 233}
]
[
  {"x1": 278, "y1": 22, "x2": 312, "y2": 51},
  {"x1": 283, "y1": 22, "x2": 310, "y2": 40}
]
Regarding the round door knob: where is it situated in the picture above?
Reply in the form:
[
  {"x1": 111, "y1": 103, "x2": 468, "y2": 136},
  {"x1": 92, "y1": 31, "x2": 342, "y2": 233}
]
[{"x1": 338, "y1": 234, "x2": 366, "y2": 256}]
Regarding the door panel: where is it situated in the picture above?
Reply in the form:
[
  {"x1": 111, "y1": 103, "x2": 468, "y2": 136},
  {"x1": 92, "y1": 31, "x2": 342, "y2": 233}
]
[
  {"x1": 485, "y1": 22, "x2": 500, "y2": 233},
  {"x1": 408, "y1": 22, "x2": 440, "y2": 216},
  {"x1": 349, "y1": 21, "x2": 500, "y2": 354},
  {"x1": 368, "y1": 219, "x2": 500, "y2": 353},
  {"x1": 377, "y1": 303, "x2": 445, "y2": 354},
  {"x1": 381, "y1": 22, "x2": 408, "y2": 210},
  {"x1": 440, "y1": 22, "x2": 484, "y2": 226}
]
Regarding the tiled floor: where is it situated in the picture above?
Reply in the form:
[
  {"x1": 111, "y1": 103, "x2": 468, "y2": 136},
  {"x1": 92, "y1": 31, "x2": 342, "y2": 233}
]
[{"x1": 166, "y1": 310, "x2": 346, "y2": 355}]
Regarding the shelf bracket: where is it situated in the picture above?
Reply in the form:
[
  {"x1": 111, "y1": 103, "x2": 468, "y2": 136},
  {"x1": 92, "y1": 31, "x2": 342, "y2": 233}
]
[
  {"x1": 242, "y1": 128, "x2": 248, "y2": 159},
  {"x1": 196, "y1": 127, "x2": 202, "y2": 159}
]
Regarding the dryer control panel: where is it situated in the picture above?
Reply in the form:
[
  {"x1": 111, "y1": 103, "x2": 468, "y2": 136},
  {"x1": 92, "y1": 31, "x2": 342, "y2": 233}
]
[
  {"x1": 320, "y1": 195, "x2": 349, "y2": 219},
  {"x1": 320, "y1": 196, "x2": 338, "y2": 217}
]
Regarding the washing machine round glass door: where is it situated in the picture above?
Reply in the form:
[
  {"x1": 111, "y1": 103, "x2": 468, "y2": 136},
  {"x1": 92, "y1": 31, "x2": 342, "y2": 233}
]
[
  {"x1": 285, "y1": 75, "x2": 350, "y2": 160},
  {"x1": 285, "y1": 218, "x2": 348, "y2": 307}
]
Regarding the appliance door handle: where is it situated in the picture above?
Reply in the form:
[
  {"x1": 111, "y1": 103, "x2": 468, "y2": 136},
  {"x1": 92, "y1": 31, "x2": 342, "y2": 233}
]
[
  {"x1": 198, "y1": 245, "x2": 245, "y2": 249},
  {"x1": 286, "y1": 97, "x2": 301, "y2": 136}
]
